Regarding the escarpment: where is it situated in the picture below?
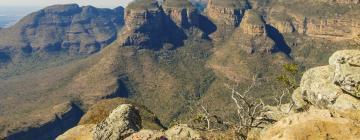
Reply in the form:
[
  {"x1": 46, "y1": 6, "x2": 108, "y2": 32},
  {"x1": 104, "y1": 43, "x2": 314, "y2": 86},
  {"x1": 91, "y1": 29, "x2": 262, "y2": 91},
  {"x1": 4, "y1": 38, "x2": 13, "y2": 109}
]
[
  {"x1": 205, "y1": 0, "x2": 249, "y2": 41},
  {"x1": 119, "y1": 0, "x2": 203, "y2": 49},
  {"x1": 0, "y1": 4, "x2": 124, "y2": 63},
  {"x1": 162, "y1": 0, "x2": 199, "y2": 28},
  {"x1": 266, "y1": 0, "x2": 360, "y2": 40}
]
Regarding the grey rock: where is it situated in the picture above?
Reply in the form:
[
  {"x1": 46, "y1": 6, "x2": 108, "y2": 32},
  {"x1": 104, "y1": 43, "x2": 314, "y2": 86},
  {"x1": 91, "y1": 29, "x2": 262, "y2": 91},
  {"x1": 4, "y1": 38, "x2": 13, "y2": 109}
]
[
  {"x1": 300, "y1": 65, "x2": 342, "y2": 109},
  {"x1": 292, "y1": 88, "x2": 308, "y2": 110},
  {"x1": 329, "y1": 50, "x2": 360, "y2": 66},
  {"x1": 333, "y1": 94, "x2": 360, "y2": 110},
  {"x1": 165, "y1": 124, "x2": 202, "y2": 140},
  {"x1": 93, "y1": 104, "x2": 142, "y2": 140},
  {"x1": 333, "y1": 64, "x2": 360, "y2": 97}
]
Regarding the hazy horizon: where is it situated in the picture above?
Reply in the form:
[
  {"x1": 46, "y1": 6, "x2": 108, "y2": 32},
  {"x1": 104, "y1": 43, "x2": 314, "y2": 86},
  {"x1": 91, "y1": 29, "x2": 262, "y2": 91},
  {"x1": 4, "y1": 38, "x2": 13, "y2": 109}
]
[
  {"x1": 0, "y1": 0, "x2": 133, "y2": 8},
  {"x1": 0, "y1": 0, "x2": 134, "y2": 27}
]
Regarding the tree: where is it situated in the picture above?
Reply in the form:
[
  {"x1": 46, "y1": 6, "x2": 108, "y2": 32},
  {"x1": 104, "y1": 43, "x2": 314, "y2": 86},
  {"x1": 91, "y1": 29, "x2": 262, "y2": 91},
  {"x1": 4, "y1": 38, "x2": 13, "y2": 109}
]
[{"x1": 225, "y1": 76, "x2": 272, "y2": 140}]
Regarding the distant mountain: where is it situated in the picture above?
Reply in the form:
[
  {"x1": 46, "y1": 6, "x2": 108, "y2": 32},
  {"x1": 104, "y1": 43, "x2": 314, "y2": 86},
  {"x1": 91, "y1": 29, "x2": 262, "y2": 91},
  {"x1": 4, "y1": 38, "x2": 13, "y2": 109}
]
[{"x1": 0, "y1": 4, "x2": 124, "y2": 64}]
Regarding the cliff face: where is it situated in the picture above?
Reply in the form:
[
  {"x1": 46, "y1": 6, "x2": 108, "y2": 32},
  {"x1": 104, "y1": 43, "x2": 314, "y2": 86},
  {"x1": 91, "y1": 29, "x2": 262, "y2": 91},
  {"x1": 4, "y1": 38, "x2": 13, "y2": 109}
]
[
  {"x1": 120, "y1": 1, "x2": 165, "y2": 48},
  {"x1": 205, "y1": 0, "x2": 248, "y2": 41},
  {"x1": 162, "y1": 0, "x2": 200, "y2": 28},
  {"x1": 266, "y1": 1, "x2": 360, "y2": 40},
  {"x1": 119, "y1": 0, "x2": 203, "y2": 49}
]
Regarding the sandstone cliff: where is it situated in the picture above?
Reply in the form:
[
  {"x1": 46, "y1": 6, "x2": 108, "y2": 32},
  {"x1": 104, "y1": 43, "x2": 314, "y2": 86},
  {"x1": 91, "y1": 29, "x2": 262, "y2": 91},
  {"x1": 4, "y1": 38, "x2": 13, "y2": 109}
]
[
  {"x1": 119, "y1": 0, "x2": 203, "y2": 49},
  {"x1": 205, "y1": 0, "x2": 249, "y2": 41},
  {"x1": 266, "y1": 0, "x2": 360, "y2": 41}
]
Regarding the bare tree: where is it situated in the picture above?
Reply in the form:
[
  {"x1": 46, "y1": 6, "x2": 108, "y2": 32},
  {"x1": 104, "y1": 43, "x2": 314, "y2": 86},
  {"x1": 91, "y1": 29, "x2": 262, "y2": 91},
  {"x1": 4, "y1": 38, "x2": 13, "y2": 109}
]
[{"x1": 225, "y1": 76, "x2": 272, "y2": 140}]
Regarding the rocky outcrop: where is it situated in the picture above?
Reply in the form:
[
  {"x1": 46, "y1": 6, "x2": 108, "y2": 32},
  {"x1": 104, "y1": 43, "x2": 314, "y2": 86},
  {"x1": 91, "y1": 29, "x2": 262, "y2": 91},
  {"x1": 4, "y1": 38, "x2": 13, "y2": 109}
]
[
  {"x1": 119, "y1": 0, "x2": 201, "y2": 49},
  {"x1": 162, "y1": 0, "x2": 199, "y2": 28},
  {"x1": 240, "y1": 10, "x2": 266, "y2": 36},
  {"x1": 260, "y1": 108, "x2": 360, "y2": 140},
  {"x1": 165, "y1": 124, "x2": 202, "y2": 140},
  {"x1": 294, "y1": 50, "x2": 360, "y2": 111},
  {"x1": 0, "y1": 4, "x2": 124, "y2": 60},
  {"x1": 78, "y1": 98, "x2": 165, "y2": 130},
  {"x1": 4, "y1": 102, "x2": 84, "y2": 140},
  {"x1": 120, "y1": 0, "x2": 165, "y2": 48},
  {"x1": 126, "y1": 125, "x2": 202, "y2": 140},
  {"x1": 57, "y1": 103, "x2": 203, "y2": 140},
  {"x1": 206, "y1": 0, "x2": 246, "y2": 27},
  {"x1": 267, "y1": 1, "x2": 360, "y2": 40},
  {"x1": 253, "y1": 50, "x2": 360, "y2": 140},
  {"x1": 93, "y1": 104, "x2": 142, "y2": 140},
  {"x1": 205, "y1": 0, "x2": 248, "y2": 41}
]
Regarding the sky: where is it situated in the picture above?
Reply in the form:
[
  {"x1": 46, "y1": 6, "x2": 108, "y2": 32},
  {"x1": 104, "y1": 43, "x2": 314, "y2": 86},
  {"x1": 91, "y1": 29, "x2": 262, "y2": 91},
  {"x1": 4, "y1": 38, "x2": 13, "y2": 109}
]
[{"x1": 0, "y1": 0, "x2": 134, "y2": 8}]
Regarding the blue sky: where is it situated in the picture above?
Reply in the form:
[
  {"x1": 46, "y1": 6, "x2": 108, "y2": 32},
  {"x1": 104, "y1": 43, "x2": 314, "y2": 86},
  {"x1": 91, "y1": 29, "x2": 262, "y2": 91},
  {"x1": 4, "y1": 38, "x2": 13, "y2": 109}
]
[{"x1": 0, "y1": 0, "x2": 134, "y2": 8}]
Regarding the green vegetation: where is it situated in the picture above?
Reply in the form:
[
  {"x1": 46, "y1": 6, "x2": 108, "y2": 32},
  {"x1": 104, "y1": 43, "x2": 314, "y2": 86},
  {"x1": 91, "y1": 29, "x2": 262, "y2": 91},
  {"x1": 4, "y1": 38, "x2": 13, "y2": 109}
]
[{"x1": 276, "y1": 63, "x2": 300, "y2": 90}]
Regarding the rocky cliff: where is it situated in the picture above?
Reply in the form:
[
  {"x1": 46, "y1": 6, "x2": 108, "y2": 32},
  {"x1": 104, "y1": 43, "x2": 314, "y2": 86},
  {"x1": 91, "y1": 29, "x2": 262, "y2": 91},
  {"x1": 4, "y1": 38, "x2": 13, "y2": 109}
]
[
  {"x1": 205, "y1": 0, "x2": 248, "y2": 41},
  {"x1": 119, "y1": 0, "x2": 204, "y2": 49},
  {"x1": 0, "y1": 4, "x2": 124, "y2": 63},
  {"x1": 266, "y1": 0, "x2": 360, "y2": 40},
  {"x1": 249, "y1": 50, "x2": 360, "y2": 140}
]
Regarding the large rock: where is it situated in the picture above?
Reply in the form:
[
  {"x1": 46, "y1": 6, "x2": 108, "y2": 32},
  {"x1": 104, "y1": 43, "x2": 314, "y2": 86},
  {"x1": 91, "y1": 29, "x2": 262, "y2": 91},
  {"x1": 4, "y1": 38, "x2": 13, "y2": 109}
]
[
  {"x1": 260, "y1": 108, "x2": 360, "y2": 140},
  {"x1": 165, "y1": 124, "x2": 202, "y2": 140},
  {"x1": 329, "y1": 50, "x2": 360, "y2": 66},
  {"x1": 300, "y1": 65, "x2": 343, "y2": 109},
  {"x1": 294, "y1": 50, "x2": 360, "y2": 111},
  {"x1": 124, "y1": 130, "x2": 165, "y2": 140},
  {"x1": 291, "y1": 88, "x2": 308, "y2": 110},
  {"x1": 333, "y1": 94, "x2": 360, "y2": 110},
  {"x1": 330, "y1": 50, "x2": 360, "y2": 97},
  {"x1": 56, "y1": 124, "x2": 96, "y2": 140},
  {"x1": 93, "y1": 104, "x2": 142, "y2": 140},
  {"x1": 333, "y1": 64, "x2": 360, "y2": 97},
  {"x1": 79, "y1": 98, "x2": 165, "y2": 130}
]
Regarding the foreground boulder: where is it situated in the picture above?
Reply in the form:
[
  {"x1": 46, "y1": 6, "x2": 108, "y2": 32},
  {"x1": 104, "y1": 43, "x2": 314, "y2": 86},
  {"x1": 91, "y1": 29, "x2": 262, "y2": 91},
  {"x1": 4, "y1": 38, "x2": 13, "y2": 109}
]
[
  {"x1": 294, "y1": 50, "x2": 360, "y2": 111},
  {"x1": 93, "y1": 104, "x2": 142, "y2": 140},
  {"x1": 260, "y1": 108, "x2": 360, "y2": 140},
  {"x1": 125, "y1": 124, "x2": 202, "y2": 140},
  {"x1": 79, "y1": 98, "x2": 165, "y2": 130},
  {"x1": 57, "y1": 102, "x2": 203, "y2": 140},
  {"x1": 253, "y1": 50, "x2": 360, "y2": 140}
]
